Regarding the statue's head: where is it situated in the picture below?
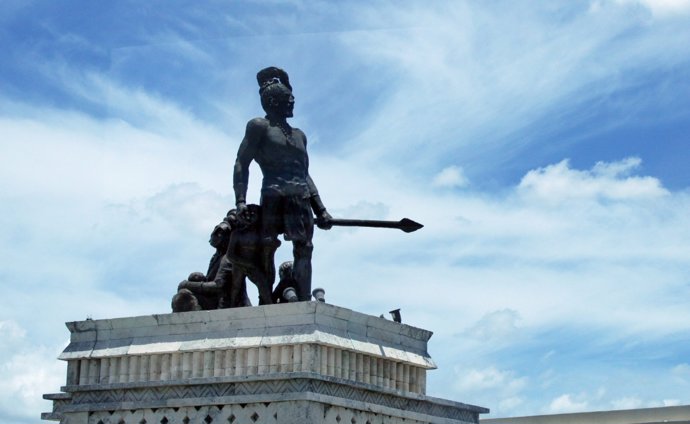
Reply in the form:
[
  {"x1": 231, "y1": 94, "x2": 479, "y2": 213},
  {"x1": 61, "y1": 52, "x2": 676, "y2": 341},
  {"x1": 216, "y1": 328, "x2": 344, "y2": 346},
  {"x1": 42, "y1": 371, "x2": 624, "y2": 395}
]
[
  {"x1": 171, "y1": 288, "x2": 202, "y2": 313},
  {"x1": 209, "y1": 220, "x2": 231, "y2": 249},
  {"x1": 245, "y1": 204, "x2": 261, "y2": 226},
  {"x1": 257, "y1": 67, "x2": 294, "y2": 118},
  {"x1": 278, "y1": 261, "x2": 294, "y2": 281},
  {"x1": 188, "y1": 271, "x2": 206, "y2": 282}
]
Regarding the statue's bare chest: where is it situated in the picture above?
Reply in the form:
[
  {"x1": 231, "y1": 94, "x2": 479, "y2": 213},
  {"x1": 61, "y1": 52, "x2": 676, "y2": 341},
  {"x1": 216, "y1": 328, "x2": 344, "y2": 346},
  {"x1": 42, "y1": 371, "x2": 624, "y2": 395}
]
[{"x1": 256, "y1": 126, "x2": 307, "y2": 165}]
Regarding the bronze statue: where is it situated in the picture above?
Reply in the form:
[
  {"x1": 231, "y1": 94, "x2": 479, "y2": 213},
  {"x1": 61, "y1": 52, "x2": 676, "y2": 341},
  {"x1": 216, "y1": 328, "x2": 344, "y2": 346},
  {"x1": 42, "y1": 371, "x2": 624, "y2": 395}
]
[
  {"x1": 172, "y1": 67, "x2": 423, "y2": 312},
  {"x1": 233, "y1": 67, "x2": 333, "y2": 302}
]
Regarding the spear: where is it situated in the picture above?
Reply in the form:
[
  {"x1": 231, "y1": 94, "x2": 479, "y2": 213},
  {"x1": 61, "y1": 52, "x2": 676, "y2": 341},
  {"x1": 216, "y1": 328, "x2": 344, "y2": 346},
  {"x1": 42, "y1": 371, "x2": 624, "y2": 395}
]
[{"x1": 326, "y1": 217, "x2": 423, "y2": 233}]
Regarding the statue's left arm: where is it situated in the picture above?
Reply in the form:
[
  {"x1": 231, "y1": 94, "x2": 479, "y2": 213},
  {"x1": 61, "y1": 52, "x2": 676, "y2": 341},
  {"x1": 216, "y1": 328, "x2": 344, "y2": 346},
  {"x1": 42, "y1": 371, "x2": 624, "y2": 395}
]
[{"x1": 233, "y1": 118, "x2": 265, "y2": 220}]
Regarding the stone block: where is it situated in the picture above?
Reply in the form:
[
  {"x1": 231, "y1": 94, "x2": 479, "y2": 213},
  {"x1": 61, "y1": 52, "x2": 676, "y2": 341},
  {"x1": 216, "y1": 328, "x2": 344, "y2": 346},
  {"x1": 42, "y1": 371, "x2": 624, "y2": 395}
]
[
  {"x1": 314, "y1": 312, "x2": 350, "y2": 332},
  {"x1": 367, "y1": 325, "x2": 402, "y2": 346}
]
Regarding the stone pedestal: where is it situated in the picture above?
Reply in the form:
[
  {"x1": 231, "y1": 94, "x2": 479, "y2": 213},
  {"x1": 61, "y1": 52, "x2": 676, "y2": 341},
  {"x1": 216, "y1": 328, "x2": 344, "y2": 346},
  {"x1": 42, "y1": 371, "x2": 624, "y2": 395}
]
[{"x1": 43, "y1": 302, "x2": 488, "y2": 423}]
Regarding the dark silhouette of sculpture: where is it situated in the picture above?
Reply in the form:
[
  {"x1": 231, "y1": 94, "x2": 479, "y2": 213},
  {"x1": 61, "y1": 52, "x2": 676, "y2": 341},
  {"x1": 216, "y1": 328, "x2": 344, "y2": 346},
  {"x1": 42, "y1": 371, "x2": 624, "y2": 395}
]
[
  {"x1": 271, "y1": 261, "x2": 296, "y2": 304},
  {"x1": 233, "y1": 66, "x2": 333, "y2": 302},
  {"x1": 172, "y1": 67, "x2": 423, "y2": 312},
  {"x1": 224, "y1": 204, "x2": 275, "y2": 305},
  {"x1": 172, "y1": 210, "x2": 252, "y2": 312},
  {"x1": 171, "y1": 289, "x2": 202, "y2": 312}
]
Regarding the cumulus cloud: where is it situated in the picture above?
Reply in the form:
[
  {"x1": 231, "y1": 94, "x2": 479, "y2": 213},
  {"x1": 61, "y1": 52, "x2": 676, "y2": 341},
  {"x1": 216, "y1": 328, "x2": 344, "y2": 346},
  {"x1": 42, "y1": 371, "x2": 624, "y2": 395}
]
[
  {"x1": 0, "y1": 320, "x2": 26, "y2": 340},
  {"x1": 672, "y1": 363, "x2": 690, "y2": 380},
  {"x1": 0, "y1": 321, "x2": 65, "y2": 423},
  {"x1": 449, "y1": 365, "x2": 529, "y2": 417},
  {"x1": 611, "y1": 396, "x2": 644, "y2": 410},
  {"x1": 454, "y1": 366, "x2": 528, "y2": 393},
  {"x1": 518, "y1": 158, "x2": 668, "y2": 201},
  {"x1": 433, "y1": 166, "x2": 469, "y2": 188},
  {"x1": 547, "y1": 394, "x2": 589, "y2": 413},
  {"x1": 461, "y1": 309, "x2": 521, "y2": 341}
]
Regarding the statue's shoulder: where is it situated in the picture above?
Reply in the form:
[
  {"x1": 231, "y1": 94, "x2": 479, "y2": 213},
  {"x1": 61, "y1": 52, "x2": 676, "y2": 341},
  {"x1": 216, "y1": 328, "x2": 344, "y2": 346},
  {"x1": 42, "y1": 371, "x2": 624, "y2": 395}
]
[
  {"x1": 246, "y1": 117, "x2": 269, "y2": 130},
  {"x1": 244, "y1": 118, "x2": 269, "y2": 141},
  {"x1": 292, "y1": 127, "x2": 306, "y2": 138}
]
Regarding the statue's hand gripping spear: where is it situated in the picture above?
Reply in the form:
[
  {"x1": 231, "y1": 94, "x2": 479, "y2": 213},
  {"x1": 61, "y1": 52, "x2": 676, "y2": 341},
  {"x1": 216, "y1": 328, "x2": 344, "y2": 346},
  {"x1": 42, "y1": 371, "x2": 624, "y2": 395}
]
[{"x1": 319, "y1": 217, "x2": 423, "y2": 233}]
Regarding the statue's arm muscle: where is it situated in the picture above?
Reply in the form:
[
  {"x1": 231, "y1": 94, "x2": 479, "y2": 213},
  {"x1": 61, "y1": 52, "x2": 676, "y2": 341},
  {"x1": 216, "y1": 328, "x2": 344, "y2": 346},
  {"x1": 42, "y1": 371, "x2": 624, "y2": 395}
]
[{"x1": 233, "y1": 118, "x2": 265, "y2": 205}]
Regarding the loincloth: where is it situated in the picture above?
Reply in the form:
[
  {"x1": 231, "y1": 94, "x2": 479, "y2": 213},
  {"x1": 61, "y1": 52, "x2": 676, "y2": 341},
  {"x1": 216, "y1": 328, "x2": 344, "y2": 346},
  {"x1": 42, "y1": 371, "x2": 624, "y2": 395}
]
[{"x1": 260, "y1": 192, "x2": 314, "y2": 242}]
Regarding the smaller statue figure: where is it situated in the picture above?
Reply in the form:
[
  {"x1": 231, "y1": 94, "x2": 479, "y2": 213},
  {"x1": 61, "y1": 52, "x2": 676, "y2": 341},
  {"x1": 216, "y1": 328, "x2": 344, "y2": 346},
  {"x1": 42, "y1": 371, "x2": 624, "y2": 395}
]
[
  {"x1": 171, "y1": 288, "x2": 202, "y2": 312},
  {"x1": 271, "y1": 261, "x2": 297, "y2": 304},
  {"x1": 172, "y1": 210, "x2": 252, "y2": 312},
  {"x1": 225, "y1": 204, "x2": 276, "y2": 305},
  {"x1": 173, "y1": 271, "x2": 218, "y2": 312}
]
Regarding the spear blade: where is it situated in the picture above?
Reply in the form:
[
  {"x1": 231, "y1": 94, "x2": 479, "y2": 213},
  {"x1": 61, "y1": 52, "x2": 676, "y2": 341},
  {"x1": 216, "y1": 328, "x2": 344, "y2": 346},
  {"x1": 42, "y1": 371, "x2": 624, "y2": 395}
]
[{"x1": 327, "y1": 218, "x2": 423, "y2": 233}]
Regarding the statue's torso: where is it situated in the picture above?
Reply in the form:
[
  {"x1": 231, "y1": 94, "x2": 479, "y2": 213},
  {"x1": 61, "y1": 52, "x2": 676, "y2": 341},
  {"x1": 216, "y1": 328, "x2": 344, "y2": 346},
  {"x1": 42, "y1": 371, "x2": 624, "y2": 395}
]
[{"x1": 254, "y1": 122, "x2": 309, "y2": 197}]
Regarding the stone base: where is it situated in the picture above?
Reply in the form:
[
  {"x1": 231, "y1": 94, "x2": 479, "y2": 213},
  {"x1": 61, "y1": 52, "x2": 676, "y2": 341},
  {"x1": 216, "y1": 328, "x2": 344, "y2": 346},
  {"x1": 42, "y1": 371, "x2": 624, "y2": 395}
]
[{"x1": 42, "y1": 302, "x2": 488, "y2": 423}]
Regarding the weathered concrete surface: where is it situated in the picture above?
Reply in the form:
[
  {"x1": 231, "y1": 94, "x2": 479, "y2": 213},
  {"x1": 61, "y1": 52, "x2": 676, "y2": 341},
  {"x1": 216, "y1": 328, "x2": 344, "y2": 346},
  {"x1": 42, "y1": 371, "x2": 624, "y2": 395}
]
[{"x1": 43, "y1": 302, "x2": 488, "y2": 423}]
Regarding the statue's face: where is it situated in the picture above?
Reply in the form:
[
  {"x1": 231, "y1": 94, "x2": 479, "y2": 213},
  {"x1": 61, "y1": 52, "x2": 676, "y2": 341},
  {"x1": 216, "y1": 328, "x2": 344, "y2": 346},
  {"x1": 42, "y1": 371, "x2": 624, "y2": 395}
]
[
  {"x1": 269, "y1": 86, "x2": 295, "y2": 118},
  {"x1": 245, "y1": 204, "x2": 260, "y2": 225},
  {"x1": 279, "y1": 262, "x2": 293, "y2": 280},
  {"x1": 209, "y1": 228, "x2": 224, "y2": 248}
]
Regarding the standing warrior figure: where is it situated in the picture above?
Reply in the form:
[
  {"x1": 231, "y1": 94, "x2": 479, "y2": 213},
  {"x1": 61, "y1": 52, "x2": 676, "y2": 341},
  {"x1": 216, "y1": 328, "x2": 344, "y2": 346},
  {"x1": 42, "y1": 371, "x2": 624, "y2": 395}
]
[{"x1": 233, "y1": 67, "x2": 332, "y2": 302}]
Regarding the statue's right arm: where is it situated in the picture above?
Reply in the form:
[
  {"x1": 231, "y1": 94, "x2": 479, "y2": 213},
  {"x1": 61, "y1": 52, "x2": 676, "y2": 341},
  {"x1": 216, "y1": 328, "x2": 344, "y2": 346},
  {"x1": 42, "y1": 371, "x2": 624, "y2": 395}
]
[{"x1": 233, "y1": 118, "x2": 265, "y2": 206}]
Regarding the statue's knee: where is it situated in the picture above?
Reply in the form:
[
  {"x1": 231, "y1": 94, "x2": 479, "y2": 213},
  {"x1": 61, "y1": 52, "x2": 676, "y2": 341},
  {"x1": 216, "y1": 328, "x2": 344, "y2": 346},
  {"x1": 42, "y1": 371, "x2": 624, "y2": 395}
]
[
  {"x1": 293, "y1": 241, "x2": 314, "y2": 258},
  {"x1": 262, "y1": 236, "x2": 281, "y2": 250}
]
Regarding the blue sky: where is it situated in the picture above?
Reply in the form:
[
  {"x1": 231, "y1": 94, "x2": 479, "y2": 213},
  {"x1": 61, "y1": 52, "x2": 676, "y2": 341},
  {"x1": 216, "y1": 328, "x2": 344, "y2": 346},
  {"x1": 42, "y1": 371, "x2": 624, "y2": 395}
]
[{"x1": 1, "y1": 1, "x2": 690, "y2": 422}]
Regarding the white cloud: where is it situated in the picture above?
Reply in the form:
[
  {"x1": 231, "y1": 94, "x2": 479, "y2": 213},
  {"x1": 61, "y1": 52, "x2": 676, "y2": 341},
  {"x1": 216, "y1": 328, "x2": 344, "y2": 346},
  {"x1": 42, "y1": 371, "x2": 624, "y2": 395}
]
[
  {"x1": 547, "y1": 394, "x2": 589, "y2": 413},
  {"x1": 499, "y1": 396, "x2": 525, "y2": 411},
  {"x1": 462, "y1": 309, "x2": 521, "y2": 341},
  {"x1": 591, "y1": 157, "x2": 641, "y2": 177},
  {"x1": 612, "y1": 0, "x2": 690, "y2": 16},
  {"x1": 0, "y1": 320, "x2": 26, "y2": 340},
  {"x1": 611, "y1": 396, "x2": 644, "y2": 410},
  {"x1": 0, "y1": 348, "x2": 65, "y2": 420},
  {"x1": 339, "y1": 2, "x2": 690, "y2": 169},
  {"x1": 433, "y1": 166, "x2": 469, "y2": 188},
  {"x1": 518, "y1": 158, "x2": 668, "y2": 201},
  {"x1": 0, "y1": 321, "x2": 65, "y2": 423},
  {"x1": 454, "y1": 366, "x2": 528, "y2": 392},
  {"x1": 672, "y1": 363, "x2": 690, "y2": 380}
]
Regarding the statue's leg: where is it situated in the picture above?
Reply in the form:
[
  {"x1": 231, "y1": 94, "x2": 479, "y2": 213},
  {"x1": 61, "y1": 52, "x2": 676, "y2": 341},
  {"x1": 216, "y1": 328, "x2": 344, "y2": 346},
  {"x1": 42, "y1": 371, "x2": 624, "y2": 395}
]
[
  {"x1": 228, "y1": 268, "x2": 246, "y2": 308},
  {"x1": 259, "y1": 195, "x2": 282, "y2": 305},
  {"x1": 292, "y1": 239, "x2": 314, "y2": 301},
  {"x1": 215, "y1": 256, "x2": 233, "y2": 308},
  {"x1": 219, "y1": 263, "x2": 252, "y2": 308},
  {"x1": 258, "y1": 236, "x2": 279, "y2": 305},
  {"x1": 240, "y1": 279, "x2": 252, "y2": 306}
]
